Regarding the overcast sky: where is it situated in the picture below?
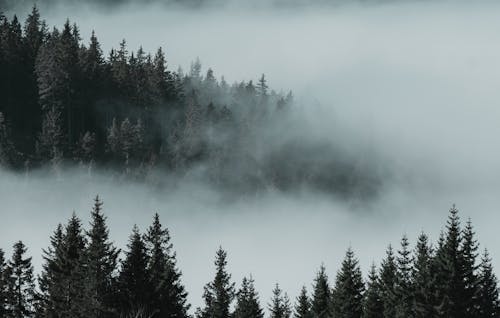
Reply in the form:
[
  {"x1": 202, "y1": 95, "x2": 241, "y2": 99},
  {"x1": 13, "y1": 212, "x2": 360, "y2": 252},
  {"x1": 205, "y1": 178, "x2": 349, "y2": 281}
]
[{"x1": 2, "y1": 0, "x2": 500, "y2": 312}]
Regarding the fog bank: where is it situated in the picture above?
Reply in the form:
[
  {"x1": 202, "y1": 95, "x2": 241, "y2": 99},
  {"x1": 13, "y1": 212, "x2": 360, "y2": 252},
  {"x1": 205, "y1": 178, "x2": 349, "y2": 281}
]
[{"x1": 2, "y1": 0, "x2": 500, "y2": 311}]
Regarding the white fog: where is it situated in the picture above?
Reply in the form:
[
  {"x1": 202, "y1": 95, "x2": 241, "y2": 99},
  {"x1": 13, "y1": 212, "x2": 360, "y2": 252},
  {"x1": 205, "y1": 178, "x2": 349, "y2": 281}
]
[{"x1": 2, "y1": 0, "x2": 500, "y2": 313}]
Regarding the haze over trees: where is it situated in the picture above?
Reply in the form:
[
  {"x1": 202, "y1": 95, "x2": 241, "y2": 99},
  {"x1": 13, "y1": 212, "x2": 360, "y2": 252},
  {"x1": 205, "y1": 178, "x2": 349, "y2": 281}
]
[
  {"x1": 0, "y1": 6, "x2": 381, "y2": 197},
  {"x1": 0, "y1": 199, "x2": 498, "y2": 318}
]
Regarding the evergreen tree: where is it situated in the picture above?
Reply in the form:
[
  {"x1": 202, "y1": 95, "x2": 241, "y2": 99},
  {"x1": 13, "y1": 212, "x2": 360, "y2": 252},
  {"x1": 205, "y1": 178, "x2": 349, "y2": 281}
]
[
  {"x1": 268, "y1": 284, "x2": 291, "y2": 318},
  {"x1": 411, "y1": 233, "x2": 434, "y2": 318},
  {"x1": 310, "y1": 265, "x2": 330, "y2": 318},
  {"x1": 0, "y1": 112, "x2": 18, "y2": 168},
  {"x1": 144, "y1": 213, "x2": 190, "y2": 318},
  {"x1": 196, "y1": 247, "x2": 235, "y2": 318},
  {"x1": 379, "y1": 246, "x2": 397, "y2": 318},
  {"x1": 432, "y1": 205, "x2": 466, "y2": 317},
  {"x1": 37, "y1": 224, "x2": 64, "y2": 318},
  {"x1": 331, "y1": 248, "x2": 365, "y2": 318},
  {"x1": 56, "y1": 213, "x2": 86, "y2": 318},
  {"x1": 5, "y1": 241, "x2": 36, "y2": 318},
  {"x1": 294, "y1": 286, "x2": 311, "y2": 318},
  {"x1": 362, "y1": 264, "x2": 383, "y2": 318},
  {"x1": 0, "y1": 249, "x2": 7, "y2": 318},
  {"x1": 233, "y1": 276, "x2": 264, "y2": 318},
  {"x1": 477, "y1": 249, "x2": 499, "y2": 318},
  {"x1": 462, "y1": 219, "x2": 480, "y2": 317},
  {"x1": 394, "y1": 235, "x2": 413, "y2": 318},
  {"x1": 117, "y1": 225, "x2": 150, "y2": 316},
  {"x1": 83, "y1": 195, "x2": 119, "y2": 318}
]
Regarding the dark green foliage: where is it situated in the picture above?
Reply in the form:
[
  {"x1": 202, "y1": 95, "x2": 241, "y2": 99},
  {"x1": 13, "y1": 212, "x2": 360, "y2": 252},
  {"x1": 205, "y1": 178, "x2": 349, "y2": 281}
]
[
  {"x1": 477, "y1": 250, "x2": 500, "y2": 318},
  {"x1": 394, "y1": 236, "x2": 413, "y2": 318},
  {"x1": 0, "y1": 199, "x2": 499, "y2": 318},
  {"x1": 0, "y1": 249, "x2": 8, "y2": 318},
  {"x1": 5, "y1": 241, "x2": 36, "y2": 318},
  {"x1": 117, "y1": 226, "x2": 150, "y2": 316},
  {"x1": 331, "y1": 248, "x2": 364, "y2": 318},
  {"x1": 411, "y1": 233, "x2": 434, "y2": 318},
  {"x1": 363, "y1": 264, "x2": 383, "y2": 318},
  {"x1": 37, "y1": 224, "x2": 64, "y2": 318},
  {"x1": 379, "y1": 246, "x2": 397, "y2": 318},
  {"x1": 144, "y1": 213, "x2": 189, "y2": 318},
  {"x1": 294, "y1": 286, "x2": 311, "y2": 318},
  {"x1": 268, "y1": 284, "x2": 291, "y2": 318},
  {"x1": 233, "y1": 276, "x2": 264, "y2": 318},
  {"x1": 82, "y1": 196, "x2": 119, "y2": 318},
  {"x1": 197, "y1": 247, "x2": 235, "y2": 318},
  {"x1": 310, "y1": 266, "x2": 330, "y2": 318},
  {"x1": 432, "y1": 205, "x2": 467, "y2": 317}
]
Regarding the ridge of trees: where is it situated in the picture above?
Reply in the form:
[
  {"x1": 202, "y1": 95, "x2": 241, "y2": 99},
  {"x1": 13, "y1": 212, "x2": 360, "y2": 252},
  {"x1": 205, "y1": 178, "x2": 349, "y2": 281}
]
[
  {"x1": 0, "y1": 7, "x2": 380, "y2": 197},
  {"x1": 0, "y1": 201, "x2": 498, "y2": 317}
]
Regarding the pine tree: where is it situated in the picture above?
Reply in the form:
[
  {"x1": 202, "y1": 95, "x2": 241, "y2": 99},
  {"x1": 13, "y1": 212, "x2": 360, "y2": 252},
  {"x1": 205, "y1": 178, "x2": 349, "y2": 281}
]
[
  {"x1": 83, "y1": 195, "x2": 119, "y2": 318},
  {"x1": 5, "y1": 241, "x2": 36, "y2": 318},
  {"x1": 256, "y1": 74, "x2": 268, "y2": 98},
  {"x1": 0, "y1": 249, "x2": 7, "y2": 318},
  {"x1": 144, "y1": 213, "x2": 190, "y2": 318},
  {"x1": 432, "y1": 205, "x2": 466, "y2": 317},
  {"x1": 196, "y1": 247, "x2": 235, "y2": 318},
  {"x1": 310, "y1": 265, "x2": 330, "y2": 318},
  {"x1": 394, "y1": 235, "x2": 413, "y2": 318},
  {"x1": 268, "y1": 284, "x2": 292, "y2": 318},
  {"x1": 331, "y1": 248, "x2": 365, "y2": 318},
  {"x1": 462, "y1": 219, "x2": 480, "y2": 317},
  {"x1": 233, "y1": 276, "x2": 264, "y2": 318},
  {"x1": 57, "y1": 213, "x2": 86, "y2": 318},
  {"x1": 379, "y1": 246, "x2": 397, "y2": 318},
  {"x1": 0, "y1": 112, "x2": 17, "y2": 168},
  {"x1": 294, "y1": 286, "x2": 311, "y2": 318},
  {"x1": 363, "y1": 264, "x2": 383, "y2": 318},
  {"x1": 477, "y1": 249, "x2": 499, "y2": 318},
  {"x1": 411, "y1": 232, "x2": 434, "y2": 318},
  {"x1": 37, "y1": 224, "x2": 64, "y2": 318},
  {"x1": 118, "y1": 225, "x2": 150, "y2": 316}
]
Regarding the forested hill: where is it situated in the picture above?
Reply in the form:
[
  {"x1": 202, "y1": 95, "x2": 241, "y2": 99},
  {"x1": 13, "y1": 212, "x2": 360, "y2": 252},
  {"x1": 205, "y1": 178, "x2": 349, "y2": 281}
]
[
  {"x1": 0, "y1": 7, "x2": 381, "y2": 196},
  {"x1": 0, "y1": 200, "x2": 499, "y2": 318}
]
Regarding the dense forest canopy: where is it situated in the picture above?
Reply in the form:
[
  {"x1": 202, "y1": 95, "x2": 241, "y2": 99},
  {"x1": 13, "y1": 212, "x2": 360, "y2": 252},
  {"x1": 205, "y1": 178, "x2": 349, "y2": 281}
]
[
  {"x1": 0, "y1": 199, "x2": 498, "y2": 317},
  {"x1": 0, "y1": 6, "x2": 381, "y2": 197}
]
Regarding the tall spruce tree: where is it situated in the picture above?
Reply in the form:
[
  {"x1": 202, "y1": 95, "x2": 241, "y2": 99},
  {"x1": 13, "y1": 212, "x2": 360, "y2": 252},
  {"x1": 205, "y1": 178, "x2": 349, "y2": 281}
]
[
  {"x1": 411, "y1": 232, "x2": 434, "y2": 318},
  {"x1": 379, "y1": 245, "x2": 397, "y2": 318},
  {"x1": 233, "y1": 276, "x2": 264, "y2": 318},
  {"x1": 362, "y1": 264, "x2": 383, "y2": 318},
  {"x1": 294, "y1": 286, "x2": 311, "y2": 318},
  {"x1": 432, "y1": 205, "x2": 466, "y2": 317},
  {"x1": 5, "y1": 241, "x2": 36, "y2": 318},
  {"x1": 57, "y1": 213, "x2": 86, "y2": 318},
  {"x1": 37, "y1": 224, "x2": 64, "y2": 318},
  {"x1": 144, "y1": 213, "x2": 189, "y2": 318},
  {"x1": 117, "y1": 225, "x2": 150, "y2": 316},
  {"x1": 394, "y1": 235, "x2": 413, "y2": 318},
  {"x1": 477, "y1": 249, "x2": 499, "y2": 318},
  {"x1": 268, "y1": 284, "x2": 291, "y2": 318},
  {"x1": 0, "y1": 249, "x2": 7, "y2": 318},
  {"x1": 331, "y1": 248, "x2": 365, "y2": 318},
  {"x1": 310, "y1": 265, "x2": 330, "y2": 318},
  {"x1": 462, "y1": 219, "x2": 480, "y2": 317},
  {"x1": 196, "y1": 247, "x2": 235, "y2": 318},
  {"x1": 83, "y1": 196, "x2": 119, "y2": 318}
]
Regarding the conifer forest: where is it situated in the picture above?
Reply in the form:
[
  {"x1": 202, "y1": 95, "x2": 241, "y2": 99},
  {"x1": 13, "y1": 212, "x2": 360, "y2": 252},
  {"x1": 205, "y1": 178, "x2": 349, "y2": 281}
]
[{"x1": 2, "y1": 1, "x2": 500, "y2": 317}]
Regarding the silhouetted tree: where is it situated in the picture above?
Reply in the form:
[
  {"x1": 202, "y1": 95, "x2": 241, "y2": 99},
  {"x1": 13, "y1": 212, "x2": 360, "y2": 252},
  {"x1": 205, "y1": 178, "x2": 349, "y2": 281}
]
[
  {"x1": 294, "y1": 287, "x2": 311, "y2": 318},
  {"x1": 331, "y1": 248, "x2": 364, "y2": 318},
  {"x1": 196, "y1": 247, "x2": 235, "y2": 318},
  {"x1": 268, "y1": 284, "x2": 291, "y2": 318},
  {"x1": 233, "y1": 276, "x2": 263, "y2": 318},
  {"x1": 310, "y1": 266, "x2": 330, "y2": 318}
]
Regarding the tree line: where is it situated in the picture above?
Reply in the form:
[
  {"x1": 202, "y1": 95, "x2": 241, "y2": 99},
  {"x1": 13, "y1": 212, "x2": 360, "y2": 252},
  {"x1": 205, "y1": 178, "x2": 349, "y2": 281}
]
[
  {"x1": 0, "y1": 6, "x2": 379, "y2": 196},
  {"x1": 0, "y1": 200, "x2": 498, "y2": 318}
]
